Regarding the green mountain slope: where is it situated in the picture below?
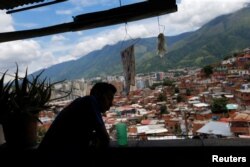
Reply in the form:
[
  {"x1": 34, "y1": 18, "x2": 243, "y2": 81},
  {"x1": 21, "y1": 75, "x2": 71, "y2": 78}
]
[
  {"x1": 164, "y1": 6, "x2": 250, "y2": 68},
  {"x1": 33, "y1": 6, "x2": 250, "y2": 81}
]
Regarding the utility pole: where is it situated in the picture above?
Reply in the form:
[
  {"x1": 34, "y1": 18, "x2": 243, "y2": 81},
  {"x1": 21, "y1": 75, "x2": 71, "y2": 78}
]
[
  {"x1": 180, "y1": 109, "x2": 189, "y2": 138},
  {"x1": 183, "y1": 110, "x2": 189, "y2": 138}
]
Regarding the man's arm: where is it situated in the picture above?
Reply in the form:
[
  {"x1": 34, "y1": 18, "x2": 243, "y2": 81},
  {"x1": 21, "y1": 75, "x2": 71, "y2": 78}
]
[
  {"x1": 89, "y1": 96, "x2": 110, "y2": 148},
  {"x1": 94, "y1": 124, "x2": 110, "y2": 148}
]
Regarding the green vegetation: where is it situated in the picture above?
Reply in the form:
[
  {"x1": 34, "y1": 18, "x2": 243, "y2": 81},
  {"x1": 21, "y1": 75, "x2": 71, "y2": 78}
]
[
  {"x1": 175, "y1": 87, "x2": 179, "y2": 94},
  {"x1": 202, "y1": 65, "x2": 213, "y2": 77},
  {"x1": 177, "y1": 95, "x2": 183, "y2": 103},
  {"x1": 163, "y1": 78, "x2": 174, "y2": 86},
  {"x1": 150, "y1": 78, "x2": 175, "y2": 90},
  {"x1": 31, "y1": 6, "x2": 250, "y2": 81},
  {"x1": 157, "y1": 93, "x2": 167, "y2": 102},
  {"x1": 0, "y1": 71, "x2": 13, "y2": 124},
  {"x1": 0, "y1": 65, "x2": 67, "y2": 147},
  {"x1": 211, "y1": 98, "x2": 228, "y2": 114},
  {"x1": 186, "y1": 88, "x2": 192, "y2": 96},
  {"x1": 160, "y1": 105, "x2": 168, "y2": 115},
  {"x1": 11, "y1": 69, "x2": 52, "y2": 118}
]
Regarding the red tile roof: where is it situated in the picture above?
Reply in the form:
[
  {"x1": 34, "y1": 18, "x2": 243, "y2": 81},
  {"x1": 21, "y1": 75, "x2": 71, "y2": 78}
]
[
  {"x1": 140, "y1": 119, "x2": 149, "y2": 125},
  {"x1": 230, "y1": 113, "x2": 250, "y2": 122}
]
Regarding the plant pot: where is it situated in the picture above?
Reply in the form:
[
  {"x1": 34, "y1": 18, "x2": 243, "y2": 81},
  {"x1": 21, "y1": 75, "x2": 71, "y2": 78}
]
[
  {"x1": 2, "y1": 113, "x2": 38, "y2": 149},
  {"x1": 0, "y1": 124, "x2": 6, "y2": 144}
]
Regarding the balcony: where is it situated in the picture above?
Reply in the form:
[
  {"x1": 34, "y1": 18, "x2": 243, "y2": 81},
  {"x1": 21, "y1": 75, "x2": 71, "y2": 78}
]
[{"x1": 1, "y1": 139, "x2": 250, "y2": 167}]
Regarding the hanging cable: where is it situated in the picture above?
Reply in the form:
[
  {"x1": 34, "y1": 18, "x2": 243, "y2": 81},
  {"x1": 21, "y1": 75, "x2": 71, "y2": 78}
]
[
  {"x1": 158, "y1": 16, "x2": 161, "y2": 33},
  {"x1": 120, "y1": 23, "x2": 127, "y2": 51},
  {"x1": 157, "y1": 16, "x2": 165, "y2": 34},
  {"x1": 157, "y1": 16, "x2": 167, "y2": 58},
  {"x1": 120, "y1": 22, "x2": 140, "y2": 51},
  {"x1": 125, "y1": 22, "x2": 134, "y2": 41}
]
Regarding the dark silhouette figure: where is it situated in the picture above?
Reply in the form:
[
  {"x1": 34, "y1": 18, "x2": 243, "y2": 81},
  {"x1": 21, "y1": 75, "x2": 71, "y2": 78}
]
[{"x1": 37, "y1": 82, "x2": 117, "y2": 166}]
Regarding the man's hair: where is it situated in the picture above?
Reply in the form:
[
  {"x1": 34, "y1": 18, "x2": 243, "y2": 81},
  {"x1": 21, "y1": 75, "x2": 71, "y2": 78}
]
[{"x1": 90, "y1": 82, "x2": 117, "y2": 96}]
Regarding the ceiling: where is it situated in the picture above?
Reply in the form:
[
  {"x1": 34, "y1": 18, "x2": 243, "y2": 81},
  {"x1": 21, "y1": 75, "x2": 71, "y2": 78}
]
[{"x1": 0, "y1": 0, "x2": 177, "y2": 43}]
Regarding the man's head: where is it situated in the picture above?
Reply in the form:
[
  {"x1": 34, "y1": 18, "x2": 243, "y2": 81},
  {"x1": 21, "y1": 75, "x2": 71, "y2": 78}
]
[{"x1": 90, "y1": 82, "x2": 117, "y2": 113}]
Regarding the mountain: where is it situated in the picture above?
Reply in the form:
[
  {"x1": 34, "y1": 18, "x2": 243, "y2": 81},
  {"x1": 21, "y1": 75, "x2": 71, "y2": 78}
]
[
  {"x1": 137, "y1": 6, "x2": 250, "y2": 72},
  {"x1": 33, "y1": 6, "x2": 250, "y2": 81}
]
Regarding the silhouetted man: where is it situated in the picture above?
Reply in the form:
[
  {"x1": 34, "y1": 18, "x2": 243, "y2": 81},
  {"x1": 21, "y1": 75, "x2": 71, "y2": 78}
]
[{"x1": 38, "y1": 82, "x2": 116, "y2": 166}]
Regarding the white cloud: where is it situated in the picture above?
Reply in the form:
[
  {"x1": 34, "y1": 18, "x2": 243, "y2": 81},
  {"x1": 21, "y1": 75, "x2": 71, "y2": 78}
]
[
  {"x1": 14, "y1": 22, "x2": 38, "y2": 29},
  {"x1": 37, "y1": 0, "x2": 250, "y2": 62},
  {"x1": 0, "y1": 11, "x2": 14, "y2": 32},
  {"x1": 51, "y1": 34, "x2": 67, "y2": 42},
  {"x1": 70, "y1": 26, "x2": 130, "y2": 59},
  {"x1": 160, "y1": 0, "x2": 250, "y2": 35},
  {"x1": 41, "y1": 35, "x2": 72, "y2": 55},
  {"x1": 0, "y1": 13, "x2": 54, "y2": 74},
  {"x1": 0, "y1": 0, "x2": 250, "y2": 79},
  {"x1": 56, "y1": 9, "x2": 73, "y2": 15},
  {"x1": 98, "y1": 0, "x2": 249, "y2": 37},
  {"x1": 0, "y1": 40, "x2": 58, "y2": 78}
]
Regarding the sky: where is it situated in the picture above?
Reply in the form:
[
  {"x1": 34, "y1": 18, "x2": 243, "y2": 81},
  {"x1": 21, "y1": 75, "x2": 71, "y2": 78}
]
[{"x1": 0, "y1": 0, "x2": 249, "y2": 80}]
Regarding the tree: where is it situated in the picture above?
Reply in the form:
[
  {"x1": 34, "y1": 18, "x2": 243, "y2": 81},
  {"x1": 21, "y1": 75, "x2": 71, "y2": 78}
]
[
  {"x1": 163, "y1": 78, "x2": 174, "y2": 86},
  {"x1": 174, "y1": 124, "x2": 182, "y2": 135},
  {"x1": 244, "y1": 62, "x2": 250, "y2": 70},
  {"x1": 177, "y1": 95, "x2": 183, "y2": 103},
  {"x1": 157, "y1": 93, "x2": 166, "y2": 101},
  {"x1": 186, "y1": 88, "x2": 191, "y2": 96},
  {"x1": 211, "y1": 98, "x2": 228, "y2": 114},
  {"x1": 175, "y1": 87, "x2": 179, "y2": 93},
  {"x1": 160, "y1": 105, "x2": 168, "y2": 114},
  {"x1": 202, "y1": 65, "x2": 213, "y2": 77},
  {"x1": 150, "y1": 83, "x2": 161, "y2": 90}
]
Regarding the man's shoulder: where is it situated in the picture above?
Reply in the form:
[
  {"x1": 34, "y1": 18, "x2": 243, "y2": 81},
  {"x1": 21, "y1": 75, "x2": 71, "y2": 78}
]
[
  {"x1": 61, "y1": 96, "x2": 93, "y2": 111},
  {"x1": 72, "y1": 95, "x2": 91, "y2": 103},
  {"x1": 76, "y1": 96, "x2": 99, "y2": 109},
  {"x1": 80, "y1": 95, "x2": 95, "y2": 103}
]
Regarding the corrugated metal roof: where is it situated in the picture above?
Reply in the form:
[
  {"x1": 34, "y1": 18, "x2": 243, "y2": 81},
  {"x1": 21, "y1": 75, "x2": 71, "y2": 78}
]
[
  {"x1": 226, "y1": 104, "x2": 238, "y2": 110},
  {"x1": 0, "y1": 0, "x2": 67, "y2": 14},
  {"x1": 197, "y1": 121, "x2": 233, "y2": 137},
  {"x1": 0, "y1": 0, "x2": 45, "y2": 10},
  {"x1": 0, "y1": 0, "x2": 178, "y2": 42}
]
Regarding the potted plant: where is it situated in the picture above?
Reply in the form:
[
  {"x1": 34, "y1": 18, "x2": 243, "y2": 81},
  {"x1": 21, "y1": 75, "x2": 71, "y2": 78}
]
[
  {"x1": 0, "y1": 71, "x2": 13, "y2": 134},
  {"x1": 0, "y1": 66, "x2": 66, "y2": 149}
]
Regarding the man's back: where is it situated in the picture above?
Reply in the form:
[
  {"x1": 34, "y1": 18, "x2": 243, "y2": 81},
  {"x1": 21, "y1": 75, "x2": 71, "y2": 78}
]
[
  {"x1": 37, "y1": 82, "x2": 116, "y2": 166},
  {"x1": 38, "y1": 96, "x2": 102, "y2": 153}
]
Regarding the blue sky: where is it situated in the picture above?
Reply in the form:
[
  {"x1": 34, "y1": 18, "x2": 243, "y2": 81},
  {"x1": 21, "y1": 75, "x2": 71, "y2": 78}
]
[{"x1": 0, "y1": 0, "x2": 249, "y2": 80}]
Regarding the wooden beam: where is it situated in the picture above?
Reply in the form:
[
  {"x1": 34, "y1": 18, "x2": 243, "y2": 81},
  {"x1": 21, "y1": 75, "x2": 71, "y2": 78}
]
[
  {"x1": 0, "y1": 0, "x2": 177, "y2": 43},
  {"x1": 72, "y1": 0, "x2": 177, "y2": 31},
  {"x1": 0, "y1": 23, "x2": 74, "y2": 43}
]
